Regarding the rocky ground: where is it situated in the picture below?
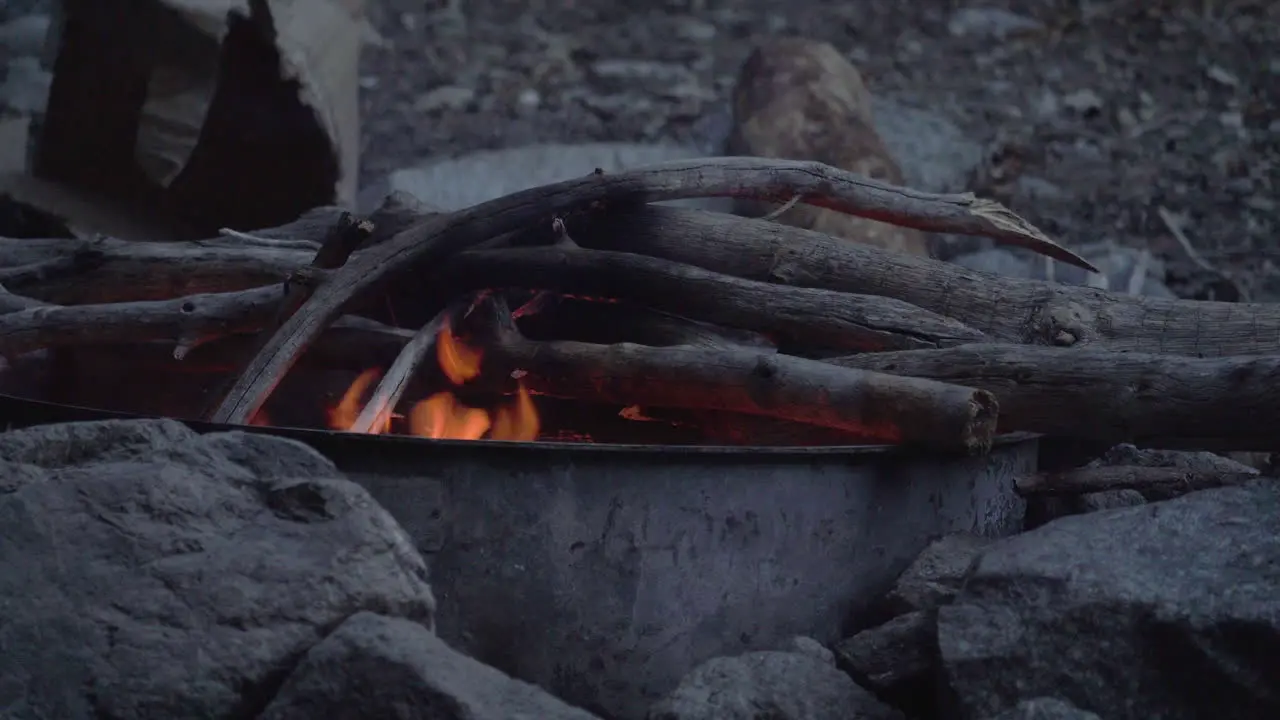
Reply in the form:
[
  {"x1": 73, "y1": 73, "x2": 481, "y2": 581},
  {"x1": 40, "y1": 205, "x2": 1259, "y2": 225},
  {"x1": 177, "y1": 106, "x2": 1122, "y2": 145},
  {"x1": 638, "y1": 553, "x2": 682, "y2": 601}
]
[
  {"x1": 356, "y1": 0, "x2": 1278, "y2": 299},
  {"x1": 3, "y1": 418, "x2": 1278, "y2": 719}
]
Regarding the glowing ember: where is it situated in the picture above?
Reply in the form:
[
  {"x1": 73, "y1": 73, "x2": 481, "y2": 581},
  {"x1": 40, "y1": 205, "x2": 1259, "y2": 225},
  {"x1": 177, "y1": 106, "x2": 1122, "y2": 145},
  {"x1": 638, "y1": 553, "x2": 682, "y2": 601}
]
[{"x1": 327, "y1": 321, "x2": 540, "y2": 441}]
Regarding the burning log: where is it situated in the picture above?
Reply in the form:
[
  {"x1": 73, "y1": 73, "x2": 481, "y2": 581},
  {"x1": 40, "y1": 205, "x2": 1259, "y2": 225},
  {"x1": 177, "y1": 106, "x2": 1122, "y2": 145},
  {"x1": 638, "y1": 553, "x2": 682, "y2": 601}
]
[
  {"x1": 830, "y1": 343, "x2": 1280, "y2": 452},
  {"x1": 434, "y1": 242, "x2": 985, "y2": 354},
  {"x1": 211, "y1": 156, "x2": 1085, "y2": 425},
  {"x1": 577, "y1": 205, "x2": 1280, "y2": 357},
  {"x1": 457, "y1": 296, "x2": 998, "y2": 453},
  {"x1": 1015, "y1": 466, "x2": 1261, "y2": 498},
  {"x1": 348, "y1": 299, "x2": 471, "y2": 435}
]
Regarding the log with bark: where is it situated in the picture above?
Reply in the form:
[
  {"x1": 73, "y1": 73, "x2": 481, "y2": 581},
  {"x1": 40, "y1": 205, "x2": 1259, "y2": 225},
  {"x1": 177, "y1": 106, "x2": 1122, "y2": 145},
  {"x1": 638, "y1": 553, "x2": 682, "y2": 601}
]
[
  {"x1": 574, "y1": 204, "x2": 1280, "y2": 357},
  {"x1": 432, "y1": 242, "x2": 985, "y2": 353},
  {"x1": 1015, "y1": 466, "x2": 1261, "y2": 498},
  {"x1": 829, "y1": 344, "x2": 1280, "y2": 452},
  {"x1": 451, "y1": 296, "x2": 998, "y2": 453}
]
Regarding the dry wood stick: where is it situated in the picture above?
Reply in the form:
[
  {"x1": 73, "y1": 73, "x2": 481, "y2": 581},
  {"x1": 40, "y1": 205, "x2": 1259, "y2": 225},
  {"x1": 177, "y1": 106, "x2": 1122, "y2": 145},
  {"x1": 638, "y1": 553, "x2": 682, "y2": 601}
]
[
  {"x1": 0, "y1": 192, "x2": 431, "y2": 304},
  {"x1": 0, "y1": 285, "x2": 285, "y2": 359},
  {"x1": 515, "y1": 296, "x2": 776, "y2": 352},
  {"x1": 349, "y1": 300, "x2": 468, "y2": 435},
  {"x1": 829, "y1": 343, "x2": 1280, "y2": 451},
  {"x1": 578, "y1": 204, "x2": 1280, "y2": 357},
  {"x1": 462, "y1": 296, "x2": 998, "y2": 453},
  {"x1": 1016, "y1": 466, "x2": 1261, "y2": 497},
  {"x1": 0, "y1": 283, "x2": 410, "y2": 360},
  {"x1": 0, "y1": 235, "x2": 304, "y2": 303},
  {"x1": 435, "y1": 242, "x2": 985, "y2": 353},
  {"x1": 212, "y1": 157, "x2": 1066, "y2": 424}
]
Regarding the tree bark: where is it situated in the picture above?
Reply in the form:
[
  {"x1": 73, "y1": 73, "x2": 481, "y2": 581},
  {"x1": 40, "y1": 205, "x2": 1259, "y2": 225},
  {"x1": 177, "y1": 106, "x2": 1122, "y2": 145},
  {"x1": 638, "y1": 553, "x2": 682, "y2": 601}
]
[
  {"x1": 465, "y1": 296, "x2": 998, "y2": 453},
  {"x1": 830, "y1": 343, "x2": 1280, "y2": 451},
  {"x1": 436, "y1": 245, "x2": 985, "y2": 353},
  {"x1": 578, "y1": 204, "x2": 1280, "y2": 357}
]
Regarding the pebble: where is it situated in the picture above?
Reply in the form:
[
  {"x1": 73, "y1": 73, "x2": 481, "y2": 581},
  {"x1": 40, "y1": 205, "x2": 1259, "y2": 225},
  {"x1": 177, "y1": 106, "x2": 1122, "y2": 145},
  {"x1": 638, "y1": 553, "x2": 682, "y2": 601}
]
[
  {"x1": 947, "y1": 7, "x2": 1044, "y2": 40},
  {"x1": 413, "y1": 85, "x2": 475, "y2": 113},
  {"x1": 1062, "y1": 88, "x2": 1104, "y2": 115}
]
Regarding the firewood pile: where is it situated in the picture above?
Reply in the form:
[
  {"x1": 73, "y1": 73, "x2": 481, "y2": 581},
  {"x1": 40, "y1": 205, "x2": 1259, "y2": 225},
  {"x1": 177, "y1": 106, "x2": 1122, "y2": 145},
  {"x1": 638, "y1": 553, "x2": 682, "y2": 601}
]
[
  {"x1": 2, "y1": 5, "x2": 1276, "y2": 502},
  {"x1": 5, "y1": 153, "x2": 1280, "y2": 469}
]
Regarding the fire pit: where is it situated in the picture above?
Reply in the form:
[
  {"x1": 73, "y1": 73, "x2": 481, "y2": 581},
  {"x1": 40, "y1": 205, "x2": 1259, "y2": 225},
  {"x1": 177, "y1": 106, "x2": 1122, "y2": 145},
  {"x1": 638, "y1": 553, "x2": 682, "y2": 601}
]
[{"x1": 0, "y1": 391, "x2": 1033, "y2": 719}]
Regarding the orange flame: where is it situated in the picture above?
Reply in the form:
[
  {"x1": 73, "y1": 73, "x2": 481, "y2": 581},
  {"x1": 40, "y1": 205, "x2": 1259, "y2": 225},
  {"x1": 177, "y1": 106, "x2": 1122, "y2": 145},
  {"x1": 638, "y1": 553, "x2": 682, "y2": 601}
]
[
  {"x1": 328, "y1": 368, "x2": 388, "y2": 434},
  {"x1": 327, "y1": 320, "x2": 539, "y2": 441},
  {"x1": 436, "y1": 318, "x2": 482, "y2": 384}
]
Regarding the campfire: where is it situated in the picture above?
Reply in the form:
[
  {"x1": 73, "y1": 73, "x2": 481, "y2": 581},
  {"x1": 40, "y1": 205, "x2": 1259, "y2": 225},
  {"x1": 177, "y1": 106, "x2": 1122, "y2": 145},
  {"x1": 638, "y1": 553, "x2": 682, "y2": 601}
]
[{"x1": 4, "y1": 156, "x2": 1280, "y2": 461}]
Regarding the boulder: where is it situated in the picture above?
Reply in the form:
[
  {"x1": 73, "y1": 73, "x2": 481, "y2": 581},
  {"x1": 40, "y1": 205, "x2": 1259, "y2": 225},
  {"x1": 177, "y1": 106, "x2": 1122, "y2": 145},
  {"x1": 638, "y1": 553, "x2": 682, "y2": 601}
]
[
  {"x1": 260, "y1": 612, "x2": 601, "y2": 720},
  {"x1": 646, "y1": 650, "x2": 901, "y2": 720},
  {"x1": 938, "y1": 483, "x2": 1280, "y2": 719},
  {"x1": 880, "y1": 532, "x2": 994, "y2": 617},
  {"x1": 0, "y1": 419, "x2": 437, "y2": 719},
  {"x1": 986, "y1": 697, "x2": 1103, "y2": 720},
  {"x1": 725, "y1": 38, "x2": 931, "y2": 258},
  {"x1": 834, "y1": 611, "x2": 936, "y2": 715}
]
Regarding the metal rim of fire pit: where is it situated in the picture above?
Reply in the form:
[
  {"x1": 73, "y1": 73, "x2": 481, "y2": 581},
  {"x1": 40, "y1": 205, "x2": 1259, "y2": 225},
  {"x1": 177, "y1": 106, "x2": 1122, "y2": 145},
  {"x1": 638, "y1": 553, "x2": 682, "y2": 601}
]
[{"x1": 0, "y1": 392, "x2": 1035, "y2": 457}]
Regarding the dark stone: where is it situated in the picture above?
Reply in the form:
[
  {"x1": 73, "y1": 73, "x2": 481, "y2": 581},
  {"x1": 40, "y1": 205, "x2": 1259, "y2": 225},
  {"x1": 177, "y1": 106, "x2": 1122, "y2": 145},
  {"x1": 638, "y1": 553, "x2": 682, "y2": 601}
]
[
  {"x1": 880, "y1": 532, "x2": 994, "y2": 617},
  {"x1": 834, "y1": 611, "x2": 936, "y2": 716},
  {"x1": 938, "y1": 483, "x2": 1280, "y2": 719},
  {"x1": 0, "y1": 419, "x2": 437, "y2": 719},
  {"x1": 260, "y1": 612, "x2": 601, "y2": 720},
  {"x1": 985, "y1": 697, "x2": 1103, "y2": 720},
  {"x1": 647, "y1": 650, "x2": 902, "y2": 720}
]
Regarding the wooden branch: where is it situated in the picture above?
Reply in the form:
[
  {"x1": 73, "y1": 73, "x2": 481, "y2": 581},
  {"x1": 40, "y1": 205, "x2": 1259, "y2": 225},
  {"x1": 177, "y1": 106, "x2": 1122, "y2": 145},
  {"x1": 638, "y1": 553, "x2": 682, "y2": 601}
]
[
  {"x1": 0, "y1": 282, "x2": 410, "y2": 361},
  {"x1": 1016, "y1": 466, "x2": 1261, "y2": 497},
  {"x1": 0, "y1": 286, "x2": 284, "y2": 359},
  {"x1": 210, "y1": 156, "x2": 1087, "y2": 425},
  {"x1": 578, "y1": 204, "x2": 1280, "y2": 357},
  {"x1": 0, "y1": 192, "x2": 427, "y2": 304},
  {"x1": 830, "y1": 343, "x2": 1280, "y2": 451},
  {"x1": 462, "y1": 296, "x2": 998, "y2": 453},
  {"x1": 515, "y1": 296, "x2": 776, "y2": 352},
  {"x1": 435, "y1": 244, "x2": 985, "y2": 353},
  {"x1": 349, "y1": 300, "x2": 466, "y2": 435},
  {"x1": 0, "y1": 235, "x2": 306, "y2": 303}
]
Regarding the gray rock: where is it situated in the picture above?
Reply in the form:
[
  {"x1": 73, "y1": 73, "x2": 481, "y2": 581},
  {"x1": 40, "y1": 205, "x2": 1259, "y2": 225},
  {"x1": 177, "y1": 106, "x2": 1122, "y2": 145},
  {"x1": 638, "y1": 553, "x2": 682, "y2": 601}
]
[
  {"x1": 872, "y1": 97, "x2": 983, "y2": 194},
  {"x1": 835, "y1": 611, "x2": 936, "y2": 711},
  {"x1": 647, "y1": 651, "x2": 901, "y2": 720},
  {"x1": 0, "y1": 419, "x2": 437, "y2": 719},
  {"x1": 787, "y1": 636, "x2": 836, "y2": 666},
  {"x1": 260, "y1": 612, "x2": 601, "y2": 720},
  {"x1": 986, "y1": 697, "x2": 1103, "y2": 720},
  {"x1": 881, "y1": 532, "x2": 994, "y2": 616},
  {"x1": 1025, "y1": 489, "x2": 1147, "y2": 530},
  {"x1": 938, "y1": 483, "x2": 1280, "y2": 719},
  {"x1": 384, "y1": 142, "x2": 733, "y2": 214}
]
